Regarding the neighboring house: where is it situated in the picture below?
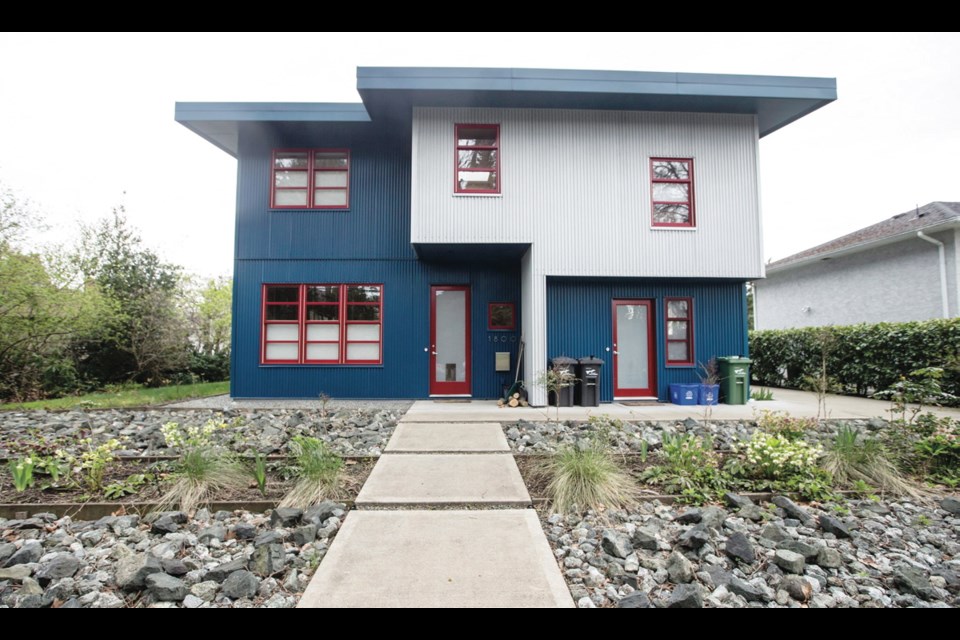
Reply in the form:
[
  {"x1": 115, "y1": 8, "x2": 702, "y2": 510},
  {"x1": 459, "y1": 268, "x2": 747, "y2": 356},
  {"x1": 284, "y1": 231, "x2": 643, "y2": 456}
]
[
  {"x1": 176, "y1": 67, "x2": 835, "y2": 404},
  {"x1": 755, "y1": 202, "x2": 960, "y2": 331}
]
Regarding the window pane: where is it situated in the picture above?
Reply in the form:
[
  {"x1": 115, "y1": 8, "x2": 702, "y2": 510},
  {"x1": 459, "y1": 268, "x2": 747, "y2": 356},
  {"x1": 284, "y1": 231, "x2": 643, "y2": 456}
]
[
  {"x1": 653, "y1": 160, "x2": 690, "y2": 180},
  {"x1": 266, "y1": 305, "x2": 298, "y2": 321},
  {"x1": 667, "y1": 300, "x2": 689, "y2": 318},
  {"x1": 489, "y1": 304, "x2": 514, "y2": 328},
  {"x1": 667, "y1": 321, "x2": 688, "y2": 339},
  {"x1": 275, "y1": 152, "x2": 308, "y2": 169},
  {"x1": 306, "y1": 285, "x2": 339, "y2": 303},
  {"x1": 653, "y1": 203, "x2": 690, "y2": 224},
  {"x1": 307, "y1": 324, "x2": 339, "y2": 341},
  {"x1": 314, "y1": 152, "x2": 348, "y2": 168},
  {"x1": 306, "y1": 343, "x2": 339, "y2": 361},
  {"x1": 458, "y1": 171, "x2": 498, "y2": 191},
  {"x1": 275, "y1": 170, "x2": 308, "y2": 188},
  {"x1": 315, "y1": 171, "x2": 348, "y2": 188},
  {"x1": 275, "y1": 189, "x2": 308, "y2": 206},
  {"x1": 457, "y1": 127, "x2": 497, "y2": 146},
  {"x1": 266, "y1": 343, "x2": 299, "y2": 361},
  {"x1": 347, "y1": 343, "x2": 380, "y2": 361},
  {"x1": 653, "y1": 182, "x2": 689, "y2": 202},
  {"x1": 348, "y1": 305, "x2": 380, "y2": 321},
  {"x1": 458, "y1": 150, "x2": 497, "y2": 169},
  {"x1": 266, "y1": 324, "x2": 299, "y2": 341},
  {"x1": 314, "y1": 189, "x2": 348, "y2": 206},
  {"x1": 307, "y1": 306, "x2": 338, "y2": 321},
  {"x1": 347, "y1": 324, "x2": 380, "y2": 341},
  {"x1": 267, "y1": 286, "x2": 299, "y2": 302},
  {"x1": 667, "y1": 342, "x2": 689, "y2": 362},
  {"x1": 347, "y1": 286, "x2": 381, "y2": 302}
]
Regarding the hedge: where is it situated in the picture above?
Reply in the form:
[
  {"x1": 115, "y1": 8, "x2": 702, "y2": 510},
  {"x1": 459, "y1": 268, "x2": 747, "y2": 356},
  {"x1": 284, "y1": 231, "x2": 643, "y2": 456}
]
[{"x1": 749, "y1": 318, "x2": 960, "y2": 400}]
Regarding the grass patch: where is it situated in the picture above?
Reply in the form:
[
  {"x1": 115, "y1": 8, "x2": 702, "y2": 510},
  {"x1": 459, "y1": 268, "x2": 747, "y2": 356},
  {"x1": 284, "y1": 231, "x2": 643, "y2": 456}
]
[
  {"x1": 0, "y1": 381, "x2": 229, "y2": 411},
  {"x1": 279, "y1": 436, "x2": 344, "y2": 509},
  {"x1": 751, "y1": 387, "x2": 775, "y2": 401},
  {"x1": 539, "y1": 444, "x2": 639, "y2": 514},
  {"x1": 822, "y1": 425, "x2": 920, "y2": 497},
  {"x1": 157, "y1": 449, "x2": 248, "y2": 513}
]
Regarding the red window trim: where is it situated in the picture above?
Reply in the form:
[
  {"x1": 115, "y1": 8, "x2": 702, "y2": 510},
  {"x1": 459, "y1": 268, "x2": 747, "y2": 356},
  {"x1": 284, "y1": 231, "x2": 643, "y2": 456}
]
[
  {"x1": 454, "y1": 123, "x2": 500, "y2": 194},
  {"x1": 650, "y1": 157, "x2": 695, "y2": 228},
  {"x1": 664, "y1": 297, "x2": 695, "y2": 367},
  {"x1": 261, "y1": 284, "x2": 382, "y2": 365},
  {"x1": 487, "y1": 302, "x2": 516, "y2": 331},
  {"x1": 271, "y1": 148, "x2": 350, "y2": 210}
]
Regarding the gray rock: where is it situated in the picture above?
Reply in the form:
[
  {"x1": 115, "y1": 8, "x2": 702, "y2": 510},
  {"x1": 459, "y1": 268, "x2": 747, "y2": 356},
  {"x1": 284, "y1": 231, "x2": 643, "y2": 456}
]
[
  {"x1": 631, "y1": 527, "x2": 659, "y2": 551},
  {"x1": 729, "y1": 577, "x2": 765, "y2": 602},
  {"x1": 20, "y1": 576, "x2": 43, "y2": 596},
  {"x1": 161, "y1": 558, "x2": 189, "y2": 576},
  {"x1": 601, "y1": 531, "x2": 633, "y2": 559},
  {"x1": 146, "y1": 573, "x2": 188, "y2": 602},
  {"x1": 782, "y1": 575, "x2": 812, "y2": 602},
  {"x1": 221, "y1": 570, "x2": 260, "y2": 599},
  {"x1": 232, "y1": 523, "x2": 257, "y2": 540},
  {"x1": 738, "y1": 505, "x2": 765, "y2": 522},
  {"x1": 618, "y1": 592, "x2": 654, "y2": 608},
  {"x1": 705, "y1": 565, "x2": 733, "y2": 587},
  {"x1": 270, "y1": 508, "x2": 303, "y2": 528},
  {"x1": 0, "y1": 565, "x2": 32, "y2": 580},
  {"x1": 304, "y1": 501, "x2": 340, "y2": 526},
  {"x1": 775, "y1": 549, "x2": 806, "y2": 575},
  {"x1": 724, "y1": 493, "x2": 754, "y2": 509},
  {"x1": 115, "y1": 553, "x2": 163, "y2": 590},
  {"x1": 816, "y1": 548, "x2": 843, "y2": 569},
  {"x1": 205, "y1": 558, "x2": 248, "y2": 583},
  {"x1": 190, "y1": 581, "x2": 219, "y2": 601},
  {"x1": 667, "y1": 583, "x2": 703, "y2": 608},
  {"x1": 725, "y1": 532, "x2": 756, "y2": 564},
  {"x1": 674, "y1": 509, "x2": 702, "y2": 525},
  {"x1": 894, "y1": 565, "x2": 935, "y2": 601},
  {"x1": 700, "y1": 506, "x2": 727, "y2": 531},
  {"x1": 254, "y1": 531, "x2": 284, "y2": 547},
  {"x1": 293, "y1": 525, "x2": 317, "y2": 547},
  {"x1": 866, "y1": 418, "x2": 887, "y2": 431},
  {"x1": 778, "y1": 540, "x2": 821, "y2": 562},
  {"x1": 772, "y1": 496, "x2": 813, "y2": 524},
  {"x1": 35, "y1": 553, "x2": 80, "y2": 583},
  {"x1": 198, "y1": 526, "x2": 227, "y2": 544},
  {"x1": 251, "y1": 543, "x2": 286, "y2": 577},
  {"x1": 667, "y1": 551, "x2": 695, "y2": 584},
  {"x1": 15, "y1": 594, "x2": 45, "y2": 608},
  {"x1": 4, "y1": 541, "x2": 42, "y2": 567},
  {"x1": 182, "y1": 594, "x2": 205, "y2": 609},
  {"x1": 150, "y1": 515, "x2": 180, "y2": 535},
  {"x1": 819, "y1": 515, "x2": 852, "y2": 538},
  {"x1": 680, "y1": 524, "x2": 711, "y2": 550},
  {"x1": 0, "y1": 543, "x2": 16, "y2": 565},
  {"x1": 939, "y1": 496, "x2": 960, "y2": 515},
  {"x1": 760, "y1": 524, "x2": 789, "y2": 543}
]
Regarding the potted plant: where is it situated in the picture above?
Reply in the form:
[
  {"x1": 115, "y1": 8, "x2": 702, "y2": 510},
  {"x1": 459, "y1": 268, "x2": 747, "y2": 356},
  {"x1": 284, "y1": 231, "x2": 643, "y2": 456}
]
[{"x1": 698, "y1": 358, "x2": 720, "y2": 405}]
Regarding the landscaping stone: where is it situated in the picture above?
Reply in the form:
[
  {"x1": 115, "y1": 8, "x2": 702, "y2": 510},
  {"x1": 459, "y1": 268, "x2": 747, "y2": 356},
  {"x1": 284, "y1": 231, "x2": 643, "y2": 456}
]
[
  {"x1": 782, "y1": 575, "x2": 812, "y2": 602},
  {"x1": 819, "y1": 515, "x2": 853, "y2": 538},
  {"x1": 940, "y1": 497, "x2": 960, "y2": 515},
  {"x1": 0, "y1": 565, "x2": 32, "y2": 580},
  {"x1": 221, "y1": 570, "x2": 259, "y2": 599},
  {"x1": 774, "y1": 550, "x2": 806, "y2": 575},
  {"x1": 724, "y1": 532, "x2": 756, "y2": 564},
  {"x1": 293, "y1": 525, "x2": 318, "y2": 547},
  {"x1": 894, "y1": 565, "x2": 935, "y2": 601},
  {"x1": 198, "y1": 526, "x2": 227, "y2": 544},
  {"x1": 674, "y1": 509, "x2": 702, "y2": 524},
  {"x1": 667, "y1": 551, "x2": 695, "y2": 584},
  {"x1": 205, "y1": 558, "x2": 248, "y2": 583},
  {"x1": 146, "y1": 573, "x2": 188, "y2": 602},
  {"x1": 816, "y1": 548, "x2": 843, "y2": 569},
  {"x1": 4, "y1": 541, "x2": 42, "y2": 567},
  {"x1": 618, "y1": 592, "x2": 654, "y2": 608},
  {"x1": 35, "y1": 553, "x2": 80, "y2": 583},
  {"x1": 667, "y1": 583, "x2": 703, "y2": 608},
  {"x1": 778, "y1": 540, "x2": 821, "y2": 562},
  {"x1": 724, "y1": 493, "x2": 754, "y2": 509},
  {"x1": 304, "y1": 501, "x2": 341, "y2": 526},
  {"x1": 729, "y1": 577, "x2": 765, "y2": 602},
  {"x1": 151, "y1": 515, "x2": 181, "y2": 534},
  {"x1": 0, "y1": 543, "x2": 16, "y2": 565},
  {"x1": 680, "y1": 524, "x2": 711, "y2": 550},
  {"x1": 251, "y1": 543, "x2": 286, "y2": 577},
  {"x1": 772, "y1": 496, "x2": 814, "y2": 524},
  {"x1": 700, "y1": 506, "x2": 727, "y2": 531},
  {"x1": 115, "y1": 553, "x2": 163, "y2": 590},
  {"x1": 190, "y1": 581, "x2": 220, "y2": 602},
  {"x1": 270, "y1": 508, "x2": 303, "y2": 528},
  {"x1": 232, "y1": 523, "x2": 257, "y2": 540},
  {"x1": 601, "y1": 531, "x2": 632, "y2": 559},
  {"x1": 631, "y1": 527, "x2": 659, "y2": 551}
]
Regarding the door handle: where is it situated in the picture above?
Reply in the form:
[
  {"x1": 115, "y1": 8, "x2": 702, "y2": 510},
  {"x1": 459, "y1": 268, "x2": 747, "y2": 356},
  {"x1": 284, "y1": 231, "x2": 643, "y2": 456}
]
[
  {"x1": 613, "y1": 351, "x2": 620, "y2": 355},
  {"x1": 431, "y1": 352, "x2": 437, "y2": 355}
]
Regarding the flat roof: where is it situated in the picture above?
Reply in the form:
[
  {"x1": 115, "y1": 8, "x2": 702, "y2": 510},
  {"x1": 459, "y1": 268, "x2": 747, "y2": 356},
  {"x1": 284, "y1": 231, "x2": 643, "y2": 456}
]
[{"x1": 177, "y1": 66, "x2": 836, "y2": 155}]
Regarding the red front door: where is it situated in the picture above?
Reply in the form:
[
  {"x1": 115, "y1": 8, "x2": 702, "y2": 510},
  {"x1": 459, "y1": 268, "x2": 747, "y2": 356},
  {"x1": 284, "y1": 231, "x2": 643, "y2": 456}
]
[
  {"x1": 430, "y1": 286, "x2": 471, "y2": 396},
  {"x1": 612, "y1": 299, "x2": 657, "y2": 398}
]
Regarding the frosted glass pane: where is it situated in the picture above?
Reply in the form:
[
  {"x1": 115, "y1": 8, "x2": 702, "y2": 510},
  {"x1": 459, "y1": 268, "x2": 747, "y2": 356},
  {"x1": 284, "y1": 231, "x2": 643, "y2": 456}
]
[
  {"x1": 653, "y1": 203, "x2": 691, "y2": 224},
  {"x1": 457, "y1": 127, "x2": 497, "y2": 146},
  {"x1": 347, "y1": 324, "x2": 380, "y2": 341},
  {"x1": 315, "y1": 171, "x2": 347, "y2": 187},
  {"x1": 458, "y1": 171, "x2": 497, "y2": 191},
  {"x1": 667, "y1": 300, "x2": 689, "y2": 318},
  {"x1": 306, "y1": 343, "x2": 339, "y2": 361},
  {"x1": 266, "y1": 343, "x2": 298, "y2": 361},
  {"x1": 458, "y1": 149, "x2": 497, "y2": 169},
  {"x1": 653, "y1": 182, "x2": 689, "y2": 202},
  {"x1": 275, "y1": 152, "x2": 308, "y2": 169},
  {"x1": 307, "y1": 324, "x2": 338, "y2": 341},
  {"x1": 275, "y1": 170, "x2": 308, "y2": 187},
  {"x1": 435, "y1": 290, "x2": 466, "y2": 383},
  {"x1": 314, "y1": 189, "x2": 347, "y2": 206},
  {"x1": 314, "y1": 152, "x2": 348, "y2": 168},
  {"x1": 616, "y1": 304, "x2": 649, "y2": 390},
  {"x1": 266, "y1": 324, "x2": 299, "y2": 341},
  {"x1": 668, "y1": 342, "x2": 689, "y2": 362},
  {"x1": 652, "y1": 160, "x2": 689, "y2": 179},
  {"x1": 347, "y1": 343, "x2": 380, "y2": 361},
  {"x1": 275, "y1": 189, "x2": 308, "y2": 206},
  {"x1": 667, "y1": 321, "x2": 688, "y2": 339}
]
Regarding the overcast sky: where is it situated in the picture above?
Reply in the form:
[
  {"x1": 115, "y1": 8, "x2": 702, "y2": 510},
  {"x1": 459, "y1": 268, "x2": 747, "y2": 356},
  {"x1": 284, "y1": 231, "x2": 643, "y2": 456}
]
[{"x1": 1, "y1": 32, "x2": 957, "y2": 277}]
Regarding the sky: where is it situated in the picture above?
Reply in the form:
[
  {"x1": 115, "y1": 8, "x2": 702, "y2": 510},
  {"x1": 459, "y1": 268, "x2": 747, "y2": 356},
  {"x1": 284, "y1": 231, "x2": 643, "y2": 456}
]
[{"x1": 0, "y1": 32, "x2": 957, "y2": 278}]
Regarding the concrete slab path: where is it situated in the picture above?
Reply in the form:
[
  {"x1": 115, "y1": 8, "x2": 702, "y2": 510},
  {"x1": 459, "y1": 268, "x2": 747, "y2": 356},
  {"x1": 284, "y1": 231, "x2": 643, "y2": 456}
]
[
  {"x1": 298, "y1": 510, "x2": 572, "y2": 608},
  {"x1": 385, "y1": 422, "x2": 509, "y2": 453}
]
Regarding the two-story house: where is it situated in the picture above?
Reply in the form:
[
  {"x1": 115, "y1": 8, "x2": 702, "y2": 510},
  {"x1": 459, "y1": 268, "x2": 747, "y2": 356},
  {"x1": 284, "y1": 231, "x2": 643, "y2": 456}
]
[{"x1": 176, "y1": 67, "x2": 836, "y2": 405}]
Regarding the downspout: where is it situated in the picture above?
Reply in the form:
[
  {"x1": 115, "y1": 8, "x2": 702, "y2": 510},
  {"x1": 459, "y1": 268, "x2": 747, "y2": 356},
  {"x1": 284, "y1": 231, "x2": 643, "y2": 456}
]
[{"x1": 917, "y1": 231, "x2": 949, "y2": 318}]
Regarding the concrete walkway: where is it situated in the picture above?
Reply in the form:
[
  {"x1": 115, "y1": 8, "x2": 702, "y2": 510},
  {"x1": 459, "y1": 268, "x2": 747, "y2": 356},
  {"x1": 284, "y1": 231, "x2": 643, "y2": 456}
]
[{"x1": 299, "y1": 420, "x2": 574, "y2": 608}]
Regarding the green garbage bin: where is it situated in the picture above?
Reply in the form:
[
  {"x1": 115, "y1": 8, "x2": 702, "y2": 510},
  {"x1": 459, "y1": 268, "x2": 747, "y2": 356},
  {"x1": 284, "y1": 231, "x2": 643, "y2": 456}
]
[{"x1": 717, "y1": 356, "x2": 751, "y2": 405}]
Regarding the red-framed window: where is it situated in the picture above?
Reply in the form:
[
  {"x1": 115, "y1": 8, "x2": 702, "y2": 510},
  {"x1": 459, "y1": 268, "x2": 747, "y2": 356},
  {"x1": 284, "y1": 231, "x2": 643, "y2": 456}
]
[
  {"x1": 664, "y1": 297, "x2": 694, "y2": 366},
  {"x1": 651, "y1": 158, "x2": 694, "y2": 227},
  {"x1": 272, "y1": 149, "x2": 350, "y2": 209},
  {"x1": 487, "y1": 302, "x2": 516, "y2": 331},
  {"x1": 262, "y1": 284, "x2": 382, "y2": 365},
  {"x1": 455, "y1": 124, "x2": 499, "y2": 194}
]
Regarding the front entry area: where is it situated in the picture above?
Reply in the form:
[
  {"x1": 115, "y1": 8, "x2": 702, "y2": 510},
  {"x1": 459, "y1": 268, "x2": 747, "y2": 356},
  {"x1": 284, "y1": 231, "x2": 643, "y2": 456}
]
[
  {"x1": 430, "y1": 285, "x2": 471, "y2": 396},
  {"x1": 612, "y1": 299, "x2": 657, "y2": 398}
]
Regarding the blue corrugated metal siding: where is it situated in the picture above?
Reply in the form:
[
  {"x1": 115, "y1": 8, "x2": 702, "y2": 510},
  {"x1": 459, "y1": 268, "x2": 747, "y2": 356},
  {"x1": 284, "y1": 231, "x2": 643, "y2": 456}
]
[
  {"x1": 546, "y1": 278, "x2": 748, "y2": 402},
  {"x1": 232, "y1": 259, "x2": 520, "y2": 399}
]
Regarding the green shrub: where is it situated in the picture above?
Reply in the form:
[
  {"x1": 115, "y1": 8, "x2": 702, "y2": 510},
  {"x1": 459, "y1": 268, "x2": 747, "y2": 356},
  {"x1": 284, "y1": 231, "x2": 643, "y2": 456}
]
[
  {"x1": 757, "y1": 410, "x2": 817, "y2": 441},
  {"x1": 157, "y1": 419, "x2": 245, "y2": 512},
  {"x1": 822, "y1": 426, "x2": 918, "y2": 496},
  {"x1": 641, "y1": 434, "x2": 728, "y2": 505},
  {"x1": 279, "y1": 436, "x2": 344, "y2": 508},
  {"x1": 540, "y1": 443, "x2": 638, "y2": 514},
  {"x1": 733, "y1": 432, "x2": 821, "y2": 479}
]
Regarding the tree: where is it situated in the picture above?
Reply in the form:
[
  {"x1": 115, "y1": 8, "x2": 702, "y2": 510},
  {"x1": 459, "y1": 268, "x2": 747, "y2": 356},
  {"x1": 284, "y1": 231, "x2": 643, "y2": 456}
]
[{"x1": 189, "y1": 276, "x2": 232, "y2": 357}]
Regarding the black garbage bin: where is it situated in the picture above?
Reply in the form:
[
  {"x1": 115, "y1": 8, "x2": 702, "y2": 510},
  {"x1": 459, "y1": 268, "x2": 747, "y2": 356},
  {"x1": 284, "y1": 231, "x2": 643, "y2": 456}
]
[
  {"x1": 576, "y1": 357, "x2": 604, "y2": 407},
  {"x1": 549, "y1": 356, "x2": 578, "y2": 407}
]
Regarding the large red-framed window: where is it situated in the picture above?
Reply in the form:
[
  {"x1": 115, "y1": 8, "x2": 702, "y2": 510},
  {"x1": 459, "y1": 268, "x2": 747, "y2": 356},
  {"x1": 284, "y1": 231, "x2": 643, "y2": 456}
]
[
  {"x1": 262, "y1": 284, "x2": 382, "y2": 365},
  {"x1": 651, "y1": 158, "x2": 694, "y2": 227},
  {"x1": 455, "y1": 124, "x2": 499, "y2": 194},
  {"x1": 272, "y1": 149, "x2": 350, "y2": 209},
  {"x1": 664, "y1": 297, "x2": 694, "y2": 366}
]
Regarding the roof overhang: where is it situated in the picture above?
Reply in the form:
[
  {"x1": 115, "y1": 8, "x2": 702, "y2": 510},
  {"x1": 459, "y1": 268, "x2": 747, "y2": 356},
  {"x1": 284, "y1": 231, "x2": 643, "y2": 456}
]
[
  {"x1": 766, "y1": 218, "x2": 960, "y2": 274},
  {"x1": 357, "y1": 67, "x2": 837, "y2": 137},
  {"x1": 174, "y1": 102, "x2": 370, "y2": 156}
]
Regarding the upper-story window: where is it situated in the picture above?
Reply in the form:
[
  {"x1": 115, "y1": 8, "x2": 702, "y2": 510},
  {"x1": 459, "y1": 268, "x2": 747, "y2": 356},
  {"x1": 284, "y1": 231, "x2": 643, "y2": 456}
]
[
  {"x1": 272, "y1": 149, "x2": 350, "y2": 209},
  {"x1": 455, "y1": 124, "x2": 499, "y2": 194},
  {"x1": 651, "y1": 158, "x2": 694, "y2": 227}
]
